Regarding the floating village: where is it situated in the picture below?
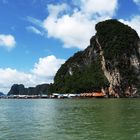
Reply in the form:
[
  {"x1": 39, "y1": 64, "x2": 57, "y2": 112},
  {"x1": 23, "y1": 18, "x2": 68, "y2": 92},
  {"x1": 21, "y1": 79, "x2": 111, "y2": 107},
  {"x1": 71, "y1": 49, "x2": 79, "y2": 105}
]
[{"x1": 0, "y1": 92, "x2": 107, "y2": 99}]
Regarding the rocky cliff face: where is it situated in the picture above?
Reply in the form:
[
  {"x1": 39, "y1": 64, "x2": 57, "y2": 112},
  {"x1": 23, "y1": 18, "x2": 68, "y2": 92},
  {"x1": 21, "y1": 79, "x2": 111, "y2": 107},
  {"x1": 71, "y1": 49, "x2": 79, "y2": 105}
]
[
  {"x1": 53, "y1": 19, "x2": 140, "y2": 97},
  {"x1": 95, "y1": 20, "x2": 140, "y2": 97}
]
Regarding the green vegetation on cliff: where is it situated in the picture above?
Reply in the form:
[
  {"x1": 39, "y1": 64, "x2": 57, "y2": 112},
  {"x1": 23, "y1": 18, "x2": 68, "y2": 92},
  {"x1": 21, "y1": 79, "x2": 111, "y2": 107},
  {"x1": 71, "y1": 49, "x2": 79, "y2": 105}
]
[
  {"x1": 95, "y1": 19, "x2": 140, "y2": 92},
  {"x1": 52, "y1": 19, "x2": 140, "y2": 96},
  {"x1": 52, "y1": 46, "x2": 109, "y2": 93},
  {"x1": 95, "y1": 19, "x2": 139, "y2": 60}
]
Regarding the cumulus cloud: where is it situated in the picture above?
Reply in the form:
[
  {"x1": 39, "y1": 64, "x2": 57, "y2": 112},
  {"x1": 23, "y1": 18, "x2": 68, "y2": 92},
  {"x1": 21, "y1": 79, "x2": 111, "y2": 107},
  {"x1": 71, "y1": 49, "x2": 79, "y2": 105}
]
[
  {"x1": 27, "y1": 0, "x2": 118, "y2": 49},
  {"x1": 26, "y1": 0, "x2": 140, "y2": 49},
  {"x1": 0, "y1": 34, "x2": 16, "y2": 50},
  {"x1": 0, "y1": 68, "x2": 33, "y2": 93},
  {"x1": 43, "y1": 12, "x2": 95, "y2": 49},
  {"x1": 43, "y1": 0, "x2": 118, "y2": 49},
  {"x1": 32, "y1": 55, "x2": 65, "y2": 77},
  {"x1": 80, "y1": 0, "x2": 118, "y2": 17},
  {"x1": 47, "y1": 3, "x2": 68, "y2": 18},
  {"x1": 0, "y1": 55, "x2": 65, "y2": 94}
]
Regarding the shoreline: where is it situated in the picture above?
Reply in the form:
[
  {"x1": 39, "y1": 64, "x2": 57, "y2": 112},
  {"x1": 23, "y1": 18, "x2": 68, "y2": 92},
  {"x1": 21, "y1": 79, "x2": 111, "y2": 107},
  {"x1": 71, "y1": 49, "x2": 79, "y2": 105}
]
[{"x1": 1, "y1": 96, "x2": 140, "y2": 99}]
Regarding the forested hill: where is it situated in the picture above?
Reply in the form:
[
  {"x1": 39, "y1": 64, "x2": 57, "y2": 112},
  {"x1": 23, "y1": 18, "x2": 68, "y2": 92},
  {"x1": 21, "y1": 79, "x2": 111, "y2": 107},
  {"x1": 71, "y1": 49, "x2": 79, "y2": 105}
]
[{"x1": 52, "y1": 19, "x2": 140, "y2": 97}]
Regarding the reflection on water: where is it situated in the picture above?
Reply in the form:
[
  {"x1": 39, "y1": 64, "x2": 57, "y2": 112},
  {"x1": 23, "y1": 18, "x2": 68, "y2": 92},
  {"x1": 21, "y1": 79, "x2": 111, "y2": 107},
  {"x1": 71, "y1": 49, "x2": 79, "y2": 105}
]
[{"x1": 0, "y1": 99, "x2": 140, "y2": 140}]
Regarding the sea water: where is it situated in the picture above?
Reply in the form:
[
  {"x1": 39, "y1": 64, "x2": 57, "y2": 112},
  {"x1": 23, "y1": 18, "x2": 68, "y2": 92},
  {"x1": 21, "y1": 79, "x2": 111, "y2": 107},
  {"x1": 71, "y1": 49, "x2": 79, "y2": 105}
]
[{"x1": 0, "y1": 99, "x2": 140, "y2": 140}]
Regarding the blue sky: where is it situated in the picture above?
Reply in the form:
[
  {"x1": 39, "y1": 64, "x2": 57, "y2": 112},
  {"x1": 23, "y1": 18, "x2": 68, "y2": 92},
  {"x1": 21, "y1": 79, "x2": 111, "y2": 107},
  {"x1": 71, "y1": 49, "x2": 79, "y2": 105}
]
[{"x1": 0, "y1": 0, "x2": 140, "y2": 93}]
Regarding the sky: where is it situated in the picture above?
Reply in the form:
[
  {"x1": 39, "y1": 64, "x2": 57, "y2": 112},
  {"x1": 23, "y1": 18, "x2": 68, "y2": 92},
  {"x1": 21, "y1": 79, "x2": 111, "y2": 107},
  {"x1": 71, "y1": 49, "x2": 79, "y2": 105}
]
[{"x1": 0, "y1": 0, "x2": 140, "y2": 94}]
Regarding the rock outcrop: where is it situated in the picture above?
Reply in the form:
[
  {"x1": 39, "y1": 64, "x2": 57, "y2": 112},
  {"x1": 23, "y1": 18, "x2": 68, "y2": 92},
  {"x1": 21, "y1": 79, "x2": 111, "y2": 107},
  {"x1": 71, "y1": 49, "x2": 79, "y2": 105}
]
[
  {"x1": 7, "y1": 84, "x2": 50, "y2": 95},
  {"x1": 53, "y1": 19, "x2": 140, "y2": 97},
  {"x1": 94, "y1": 20, "x2": 140, "y2": 97}
]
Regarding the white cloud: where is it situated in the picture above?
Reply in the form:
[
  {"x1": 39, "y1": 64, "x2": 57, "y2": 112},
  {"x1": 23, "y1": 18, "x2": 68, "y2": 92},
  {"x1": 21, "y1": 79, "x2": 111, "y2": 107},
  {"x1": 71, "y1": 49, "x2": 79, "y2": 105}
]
[
  {"x1": 119, "y1": 16, "x2": 140, "y2": 36},
  {"x1": 80, "y1": 0, "x2": 118, "y2": 17},
  {"x1": 47, "y1": 3, "x2": 68, "y2": 18},
  {"x1": 42, "y1": 0, "x2": 118, "y2": 49},
  {"x1": 27, "y1": 0, "x2": 118, "y2": 49},
  {"x1": 43, "y1": 12, "x2": 95, "y2": 49},
  {"x1": 0, "y1": 55, "x2": 65, "y2": 94},
  {"x1": 0, "y1": 34, "x2": 16, "y2": 50},
  {"x1": 26, "y1": 1, "x2": 140, "y2": 50},
  {"x1": 0, "y1": 68, "x2": 33, "y2": 93},
  {"x1": 32, "y1": 55, "x2": 65, "y2": 77},
  {"x1": 133, "y1": 0, "x2": 140, "y2": 5},
  {"x1": 26, "y1": 26, "x2": 43, "y2": 35}
]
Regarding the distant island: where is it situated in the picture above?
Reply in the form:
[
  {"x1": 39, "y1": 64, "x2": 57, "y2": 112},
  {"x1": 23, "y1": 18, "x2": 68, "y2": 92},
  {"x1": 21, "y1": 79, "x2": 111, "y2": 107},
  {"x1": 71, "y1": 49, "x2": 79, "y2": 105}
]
[
  {"x1": 7, "y1": 19, "x2": 140, "y2": 98},
  {"x1": 0, "y1": 92, "x2": 4, "y2": 96},
  {"x1": 7, "y1": 84, "x2": 50, "y2": 96}
]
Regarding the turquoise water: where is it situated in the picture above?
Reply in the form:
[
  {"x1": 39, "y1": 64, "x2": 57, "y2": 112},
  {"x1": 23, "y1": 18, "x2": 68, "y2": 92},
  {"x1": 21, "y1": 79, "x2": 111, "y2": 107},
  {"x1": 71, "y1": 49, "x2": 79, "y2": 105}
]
[{"x1": 0, "y1": 99, "x2": 140, "y2": 140}]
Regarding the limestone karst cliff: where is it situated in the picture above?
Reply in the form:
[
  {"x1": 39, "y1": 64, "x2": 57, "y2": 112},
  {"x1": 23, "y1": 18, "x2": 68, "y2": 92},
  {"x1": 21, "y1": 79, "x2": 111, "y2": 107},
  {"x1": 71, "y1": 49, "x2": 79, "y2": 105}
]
[{"x1": 52, "y1": 19, "x2": 140, "y2": 97}]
